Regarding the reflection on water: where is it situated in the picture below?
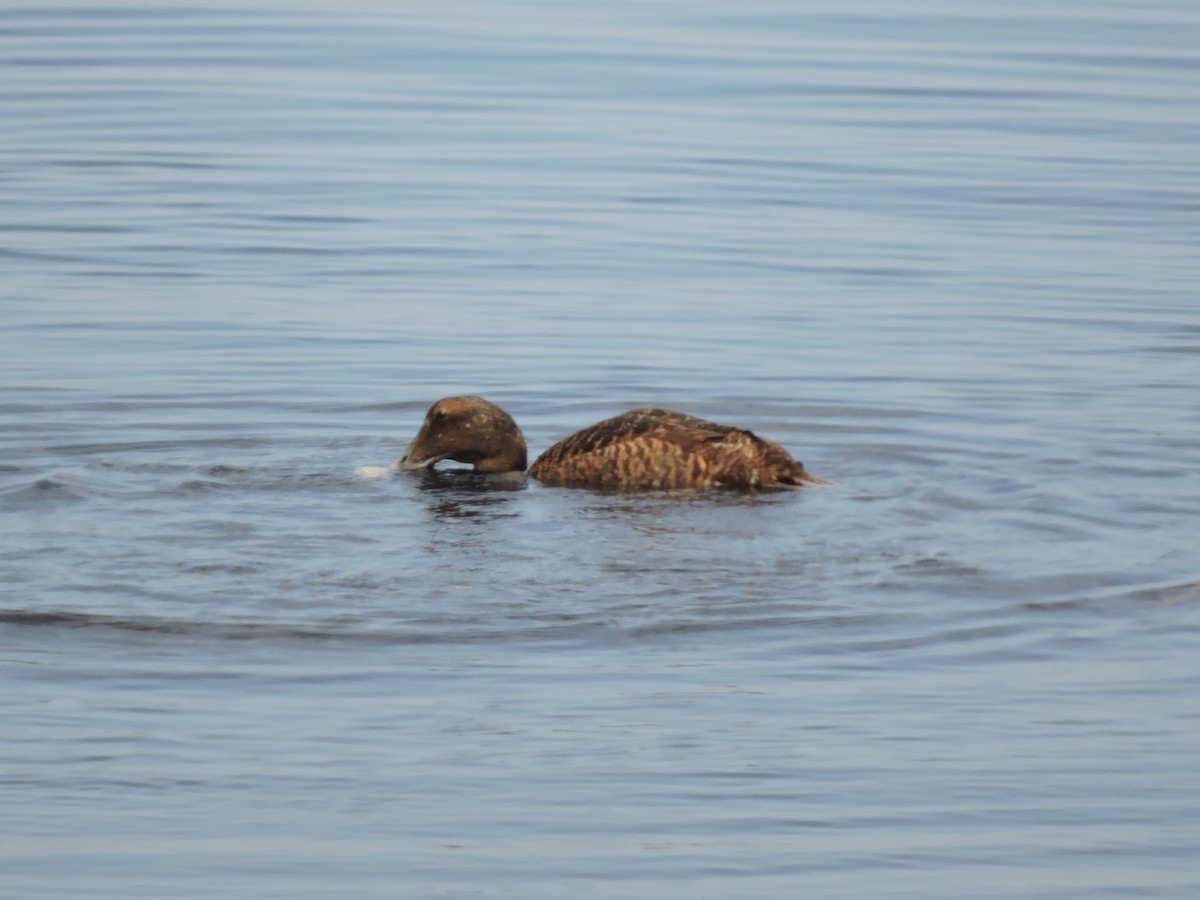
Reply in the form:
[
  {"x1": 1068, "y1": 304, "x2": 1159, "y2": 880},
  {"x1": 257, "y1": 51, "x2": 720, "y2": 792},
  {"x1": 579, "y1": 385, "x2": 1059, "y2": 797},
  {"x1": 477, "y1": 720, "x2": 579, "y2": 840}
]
[
  {"x1": 3, "y1": 0, "x2": 1200, "y2": 897},
  {"x1": 407, "y1": 470, "x2": 529, "y2": 541},
  {"x1": 413, "y1": 467, "x2": 529, "y2": 496}
]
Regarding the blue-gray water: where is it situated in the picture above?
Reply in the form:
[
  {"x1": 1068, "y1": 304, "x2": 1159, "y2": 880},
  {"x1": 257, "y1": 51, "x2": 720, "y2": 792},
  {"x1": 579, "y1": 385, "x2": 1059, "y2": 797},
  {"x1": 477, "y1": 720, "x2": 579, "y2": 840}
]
[{"x1": 3, "y1": 2, "x2": 1199, "y2": 896}]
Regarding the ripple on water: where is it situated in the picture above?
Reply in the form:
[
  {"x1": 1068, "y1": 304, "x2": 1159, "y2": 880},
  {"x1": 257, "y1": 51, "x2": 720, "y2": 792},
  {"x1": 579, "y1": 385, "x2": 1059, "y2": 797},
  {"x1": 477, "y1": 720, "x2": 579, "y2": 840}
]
[{"x1": 0, "y1": 474, "x2": 93, "y2": 507}]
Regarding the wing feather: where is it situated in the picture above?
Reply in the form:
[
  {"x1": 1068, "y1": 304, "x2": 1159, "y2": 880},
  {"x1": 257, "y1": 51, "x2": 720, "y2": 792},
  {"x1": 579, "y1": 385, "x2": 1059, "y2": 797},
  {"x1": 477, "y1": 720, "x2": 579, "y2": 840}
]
[{"x1": 529, "y1": 408, "x2": 815, "y2": 490}]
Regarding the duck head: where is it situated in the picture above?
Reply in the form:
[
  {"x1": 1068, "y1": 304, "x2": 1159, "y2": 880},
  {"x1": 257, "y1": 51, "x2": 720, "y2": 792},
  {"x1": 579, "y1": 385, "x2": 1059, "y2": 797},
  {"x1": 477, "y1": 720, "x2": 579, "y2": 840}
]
[{"x1": 395, "y1": 396, "x2": 528, "y2": 474}]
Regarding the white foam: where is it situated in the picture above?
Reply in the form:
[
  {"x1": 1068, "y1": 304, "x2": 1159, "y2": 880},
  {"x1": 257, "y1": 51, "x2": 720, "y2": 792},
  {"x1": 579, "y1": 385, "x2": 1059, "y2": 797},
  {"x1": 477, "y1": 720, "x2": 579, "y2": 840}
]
[{"x1": 354, "y1": 465, "x2": 395, "y2": 480}]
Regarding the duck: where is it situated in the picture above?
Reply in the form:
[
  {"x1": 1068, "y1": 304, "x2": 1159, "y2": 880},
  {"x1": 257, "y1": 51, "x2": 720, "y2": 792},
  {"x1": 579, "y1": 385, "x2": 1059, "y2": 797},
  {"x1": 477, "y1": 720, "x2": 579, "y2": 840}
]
[{"x1": 395, "y1": 395, "x2": 824, "y2": 490}]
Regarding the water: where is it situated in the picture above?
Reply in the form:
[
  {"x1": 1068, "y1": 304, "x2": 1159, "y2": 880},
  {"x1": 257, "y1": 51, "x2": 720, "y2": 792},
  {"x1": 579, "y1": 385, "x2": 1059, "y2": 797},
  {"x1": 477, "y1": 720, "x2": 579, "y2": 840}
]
[{"x1": 3, "y1": 1, "x2": 1199, "y2": 896}]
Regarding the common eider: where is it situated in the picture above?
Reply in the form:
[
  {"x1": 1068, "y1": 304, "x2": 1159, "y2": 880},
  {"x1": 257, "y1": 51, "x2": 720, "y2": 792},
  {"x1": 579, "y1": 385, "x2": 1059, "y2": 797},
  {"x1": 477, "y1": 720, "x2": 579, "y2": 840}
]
[{"x1": 395, "y1": 396, "x2": 824, "y2": 490}]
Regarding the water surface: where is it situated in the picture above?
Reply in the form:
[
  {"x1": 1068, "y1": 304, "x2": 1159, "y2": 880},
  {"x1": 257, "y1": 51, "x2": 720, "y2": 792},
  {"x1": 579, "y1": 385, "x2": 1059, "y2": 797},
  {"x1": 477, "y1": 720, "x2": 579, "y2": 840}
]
[{"x1": 3, "y1": 1, "x2": 1199, "y2": 896}]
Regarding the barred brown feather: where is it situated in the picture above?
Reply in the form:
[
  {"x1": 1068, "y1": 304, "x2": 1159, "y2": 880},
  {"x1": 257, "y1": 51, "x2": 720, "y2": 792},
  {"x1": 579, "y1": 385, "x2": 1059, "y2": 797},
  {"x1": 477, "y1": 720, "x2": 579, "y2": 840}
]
[{"x1": 529, "y1": 408, "x2": 819, "y2": 490}]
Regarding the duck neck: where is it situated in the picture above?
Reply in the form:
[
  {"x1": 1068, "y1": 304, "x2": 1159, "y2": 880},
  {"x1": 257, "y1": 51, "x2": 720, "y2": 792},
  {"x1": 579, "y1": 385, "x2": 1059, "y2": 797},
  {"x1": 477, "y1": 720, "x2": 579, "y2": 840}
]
[{"x1": 476, "y1": 436, "x2": 528, "y2": 473}]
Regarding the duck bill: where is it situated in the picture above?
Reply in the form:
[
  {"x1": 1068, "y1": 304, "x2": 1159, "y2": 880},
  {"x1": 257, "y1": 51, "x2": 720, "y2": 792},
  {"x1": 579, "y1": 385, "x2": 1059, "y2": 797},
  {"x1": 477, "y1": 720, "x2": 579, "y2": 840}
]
[
  {"x1": 797, "y1": 471, "x2": 836, "y2": 486},
  {"x1": 394, "y1": 432, "x2": 443, "y2": 471}
]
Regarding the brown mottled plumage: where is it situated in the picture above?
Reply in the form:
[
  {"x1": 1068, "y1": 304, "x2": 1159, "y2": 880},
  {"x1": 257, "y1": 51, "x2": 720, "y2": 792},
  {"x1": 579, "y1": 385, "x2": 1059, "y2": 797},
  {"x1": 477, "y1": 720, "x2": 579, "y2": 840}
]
[{"x1": 395, "y1": 396, "x2": 824, "y2": 491}]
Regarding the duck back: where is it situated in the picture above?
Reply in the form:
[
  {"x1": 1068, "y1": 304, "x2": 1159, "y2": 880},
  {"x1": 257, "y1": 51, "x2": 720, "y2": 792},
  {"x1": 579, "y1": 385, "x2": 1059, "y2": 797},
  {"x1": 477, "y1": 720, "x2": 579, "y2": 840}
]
[{"x1": 528, "y1": 408, "x2": 816, "y2": 490}]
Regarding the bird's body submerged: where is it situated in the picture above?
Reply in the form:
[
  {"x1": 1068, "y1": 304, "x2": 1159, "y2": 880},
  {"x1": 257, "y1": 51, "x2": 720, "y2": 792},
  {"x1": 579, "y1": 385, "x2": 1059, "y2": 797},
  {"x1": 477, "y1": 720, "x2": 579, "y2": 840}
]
[
  {"x1": 529, "y1": 407, "x2": 815, "y2": 490},
  {"x1": 396, "y1": 396, "x2": 823, "y2": 491}
]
